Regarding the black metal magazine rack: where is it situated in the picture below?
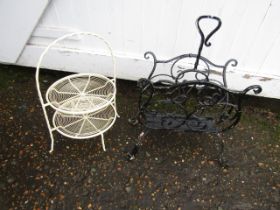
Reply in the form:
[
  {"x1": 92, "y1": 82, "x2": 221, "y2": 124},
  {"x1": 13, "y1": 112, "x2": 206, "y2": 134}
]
[{"x1": 127, "y1": 15, "x2": 262, "y2": 165}]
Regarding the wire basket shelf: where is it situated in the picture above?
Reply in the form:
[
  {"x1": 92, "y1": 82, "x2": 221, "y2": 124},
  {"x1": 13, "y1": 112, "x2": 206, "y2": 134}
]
[{"x1": 35, "y1": 32, "x2": 118, "y2": 153}]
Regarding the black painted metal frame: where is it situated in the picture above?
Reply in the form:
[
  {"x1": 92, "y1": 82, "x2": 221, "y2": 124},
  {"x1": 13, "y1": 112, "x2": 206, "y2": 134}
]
[{"x1": 127, "y1": 15, "x2": 262, "y2": 163}]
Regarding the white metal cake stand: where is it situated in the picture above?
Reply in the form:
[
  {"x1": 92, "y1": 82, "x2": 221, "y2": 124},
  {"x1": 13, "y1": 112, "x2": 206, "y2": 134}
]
[{"x1": 35, "y1": 32, "x2": 118, "y2": 153}]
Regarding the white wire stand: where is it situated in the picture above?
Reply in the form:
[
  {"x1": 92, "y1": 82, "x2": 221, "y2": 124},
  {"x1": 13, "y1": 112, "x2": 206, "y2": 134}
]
[{"x1": 35, "y1": 32, "x2": 118, "y2": 153}]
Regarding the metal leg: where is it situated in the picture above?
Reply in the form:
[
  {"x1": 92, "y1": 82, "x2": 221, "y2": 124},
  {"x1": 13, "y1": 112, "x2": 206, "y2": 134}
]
[
  {"x1": 101, "y1": 134, "x2": 106, "y2": 151},
  {"x1": 49, "y1": 131, "x2": 55, "y2": 153},
  {"x1": 214, "y1": 133, "x2": 228, "y2": 168},
  {"x1": 40, "y1": 105, "x2": 55, "y2": 154}
]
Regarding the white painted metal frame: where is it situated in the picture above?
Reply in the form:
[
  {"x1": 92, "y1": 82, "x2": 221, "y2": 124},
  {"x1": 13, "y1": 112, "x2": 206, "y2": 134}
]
[{"x1": 36, "y1": 32, "x2": 118, "y2": 153}]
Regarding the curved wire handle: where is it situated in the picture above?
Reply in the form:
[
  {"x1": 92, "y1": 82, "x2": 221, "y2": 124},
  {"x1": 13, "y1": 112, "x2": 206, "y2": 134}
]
[
  {"x1": 194, "y1": 15, "x2": 222, "y2": 70},
  {"x1": 36, "y1": 32, "x2": 117, "y2": 105}
]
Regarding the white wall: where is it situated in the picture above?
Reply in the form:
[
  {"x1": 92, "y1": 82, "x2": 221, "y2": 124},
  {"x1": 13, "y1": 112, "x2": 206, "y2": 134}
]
[
  {"x1": 17, "y1": 0, "x2": 280, "y2": 99},
  {"x1": 0, "y1": 0, "x2": 49, "y2": 63}
]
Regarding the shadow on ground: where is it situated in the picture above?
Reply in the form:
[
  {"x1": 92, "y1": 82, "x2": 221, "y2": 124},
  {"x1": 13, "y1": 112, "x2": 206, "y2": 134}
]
[{"x1": 0, "y1": 65, "x2": 279, "y2": 210}]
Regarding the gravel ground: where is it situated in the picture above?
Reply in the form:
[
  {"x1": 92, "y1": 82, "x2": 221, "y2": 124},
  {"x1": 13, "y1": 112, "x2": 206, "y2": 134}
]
[{"x1": 0, "y1": 65, "x2": 279, "y2": 210}]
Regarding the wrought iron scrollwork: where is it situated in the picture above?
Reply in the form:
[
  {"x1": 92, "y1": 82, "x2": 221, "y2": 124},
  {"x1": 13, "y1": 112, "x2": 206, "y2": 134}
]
[{"x1": 127, "y1": 15, "x2": 262, "y2": 161}]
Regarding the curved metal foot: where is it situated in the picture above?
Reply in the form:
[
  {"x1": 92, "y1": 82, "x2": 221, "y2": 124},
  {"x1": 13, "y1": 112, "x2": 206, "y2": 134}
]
[
  {"x1": 126, "y1": 145, "x2": 139, "y2": 161},
  {"x1": 208, "y1": 154, "x2": 228, "y2": 168},
  {"x1": 217, "y1": 156, "x2": 229, "y2": 168},
  {"x1": 128, "y1": 118, "x2": 139, "y2": 126},
  {"x1": 125, "y1": 131, "x2": 148, "y2": 161}
]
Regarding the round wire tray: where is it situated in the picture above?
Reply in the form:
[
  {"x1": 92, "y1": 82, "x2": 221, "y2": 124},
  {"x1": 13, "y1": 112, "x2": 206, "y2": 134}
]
[
  {"x1": 46, "y1": 73, "x2": 115, "y2": 114},
  {"x1": 53, "y1": 101, "x2": 116, "y2": 139}
]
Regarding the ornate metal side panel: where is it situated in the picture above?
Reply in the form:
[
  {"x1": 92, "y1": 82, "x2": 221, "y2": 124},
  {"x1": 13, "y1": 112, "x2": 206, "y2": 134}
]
[
  {"x1": 136, "y1": 52, "x2": 261, "y2": 133},
  {"x1": 128, "y1": 15, "x2": 262, "y2": 162}
]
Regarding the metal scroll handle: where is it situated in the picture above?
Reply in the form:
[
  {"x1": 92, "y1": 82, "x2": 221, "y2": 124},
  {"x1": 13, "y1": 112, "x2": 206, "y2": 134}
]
[{"x1": 194, "y1": 15, "x2": 222, "y2": 70}]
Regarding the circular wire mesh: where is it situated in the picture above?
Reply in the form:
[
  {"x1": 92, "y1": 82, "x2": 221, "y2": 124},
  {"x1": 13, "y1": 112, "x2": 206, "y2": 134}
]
[
  {"x1": 46, "y1": 74, "x2": 115, "y2": 114},
  {"x1": 53, "y1": 102, "x2": 116, "y2": 139}
]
